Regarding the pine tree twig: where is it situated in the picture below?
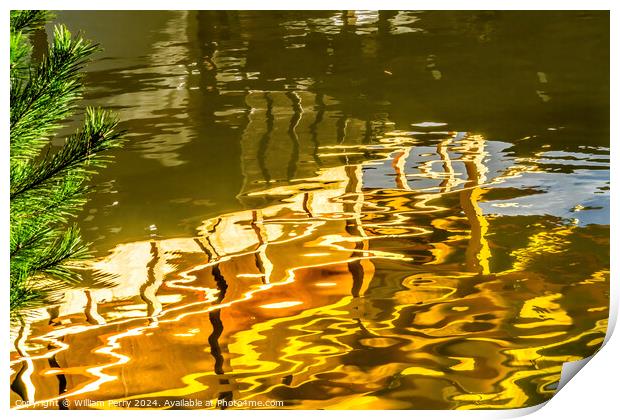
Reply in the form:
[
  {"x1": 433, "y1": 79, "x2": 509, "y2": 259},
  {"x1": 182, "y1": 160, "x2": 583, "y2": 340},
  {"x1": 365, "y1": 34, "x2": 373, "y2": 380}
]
[
  {"x1": 10, "y1": 10, "x2": 55, "y2": 34},
  {"x1": 10, "y1": 25, "x2": 99, "y2": 162},
  {"x1": 11, "y1": 107, "x2": 124, "y2": 199},
  {"x1": 10, "y1": 11, "x2": 125, "y2": 314}
]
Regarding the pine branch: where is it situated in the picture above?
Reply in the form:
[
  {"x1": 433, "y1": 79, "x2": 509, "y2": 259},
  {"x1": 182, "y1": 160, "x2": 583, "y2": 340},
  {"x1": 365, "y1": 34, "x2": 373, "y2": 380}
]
[
  {"x1": 10, "y1": 32, "x2": 32, "y2": 81},
  {"x1": 10, "y1": 226, "x2": 89, "y2": 311},
  {"x1": 10, "y1": 25, "x2": 99, "y2": 162},
  {"x1": 10, "y1": 10, "x2": 54, "y2": 34},
  {"x1": 11, "y1": 226, "x2": 89, "y2": 285},
  {"x1": 10, "y1": 274, "x2": 44, "y2": 313},
  {"x1": 10, "y1": 11, "x2": 52, "y2": 82},
  {"x1": 10, "y1": 177, "x2": 89, "y2": 257},
  {"x1": 29, "y1": 226, "x2": 90, "y2": 280},
  {"x1": 10, "y1": 12, "x2": 125, "y2": 314},
  {"x1": 11, "y1": 107, "x2": 123, "y2": 199}
]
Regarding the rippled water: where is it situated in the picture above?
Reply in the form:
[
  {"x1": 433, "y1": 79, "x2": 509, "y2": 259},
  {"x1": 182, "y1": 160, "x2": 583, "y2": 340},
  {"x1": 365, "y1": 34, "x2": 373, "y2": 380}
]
[{"x1": 10, "y1": 11, "x2": 610, "y2": 409}]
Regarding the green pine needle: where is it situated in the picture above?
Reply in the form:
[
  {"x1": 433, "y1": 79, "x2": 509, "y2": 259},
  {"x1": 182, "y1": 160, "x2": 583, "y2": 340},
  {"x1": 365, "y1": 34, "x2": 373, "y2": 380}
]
[
  {"x1": 9, "y1": 12, "x2": 125, "y2": 314},
  {"x1": 10, "y1": 10, "x2": 54, "y2": 34}
]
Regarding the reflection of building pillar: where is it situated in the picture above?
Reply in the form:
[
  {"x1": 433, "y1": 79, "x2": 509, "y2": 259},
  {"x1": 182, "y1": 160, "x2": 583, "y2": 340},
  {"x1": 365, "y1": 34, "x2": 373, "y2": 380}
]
[
  {"x1": 286, "y1": 92, "x2": 302, "y2": 181},
  {"x1": 302, "y1": 192, "x2": 313, "y2": 216},
  {"x1": 336, "y1": 114, "x2": 348, "y2": 146},
  {"x1": 415, "y1": 134, "x2": 459, "y2": 210},
  {"x1": 459, "y1": 136, "x2": 491, "y2": 275},
  {"x1": 209, "y1": 266, "x2": 235, "y2": 406},
  {"x1": 10, "y1": 323, "x2": 36, "y2": 404},
  {"x1": 437, "y1": 138, "x2": 457, "y2": 193},
  {"x1": 309, "y1": 93, "x2": 325, "y2": 165},
  {"x1": 46, "y1": 350, "x2": 68, "y2": 409},
  {"x1": 194, "y1": 11, "x2": 222, "y2": 125},
  {"x1": 140, "y1": 241, "x2": 164, "y2": 322},
  {"x1": 258, "y1": 92, "x2": 274, "y2": 183},
  {"x1": 193, "y1": 237, "x2": 236, "y2": 406},
  {"x1": 250, "y1": 210, "x2": 273, "y2": 284},
  {"x1": 46, "y1": 310, "x2": 68, "y2": 409},
  {"x1": 344, "y1": 165, "x2": 373, "y2": 298},
  {"x1": 391, "y1": 147, "x2": 412, "y2": 190},
  {"x1": 84, "y1": 290, "x2": 105, "y2": 325}
]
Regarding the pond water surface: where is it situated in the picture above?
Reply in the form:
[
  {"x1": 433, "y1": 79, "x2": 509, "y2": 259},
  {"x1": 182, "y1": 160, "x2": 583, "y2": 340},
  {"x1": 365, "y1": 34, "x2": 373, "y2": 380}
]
[{"x1": 10, "y1": 11, "x2": 609, "y2": 410}]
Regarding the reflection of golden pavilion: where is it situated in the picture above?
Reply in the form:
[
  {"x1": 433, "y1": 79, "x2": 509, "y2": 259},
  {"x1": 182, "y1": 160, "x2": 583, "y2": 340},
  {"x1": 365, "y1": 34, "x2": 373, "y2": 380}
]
[{"x1": 11, "y1": 91, "x2": 608, "y2": 410}]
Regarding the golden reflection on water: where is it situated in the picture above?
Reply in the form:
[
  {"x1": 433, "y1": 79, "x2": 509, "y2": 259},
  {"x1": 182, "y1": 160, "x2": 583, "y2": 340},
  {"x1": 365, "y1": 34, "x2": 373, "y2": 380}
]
[
  {"x1": 10, "y1": 125, "x2": 609, "y2": 409},
  {"x1": 10, "y1": 10, "x2": 609, "y2": 410}
]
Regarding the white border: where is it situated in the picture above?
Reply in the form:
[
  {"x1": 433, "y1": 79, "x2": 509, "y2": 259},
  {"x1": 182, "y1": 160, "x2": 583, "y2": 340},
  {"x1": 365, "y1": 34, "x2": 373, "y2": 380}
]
[{"x1": 2, "y1": 2, "x2": 617, "y2": 419}]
